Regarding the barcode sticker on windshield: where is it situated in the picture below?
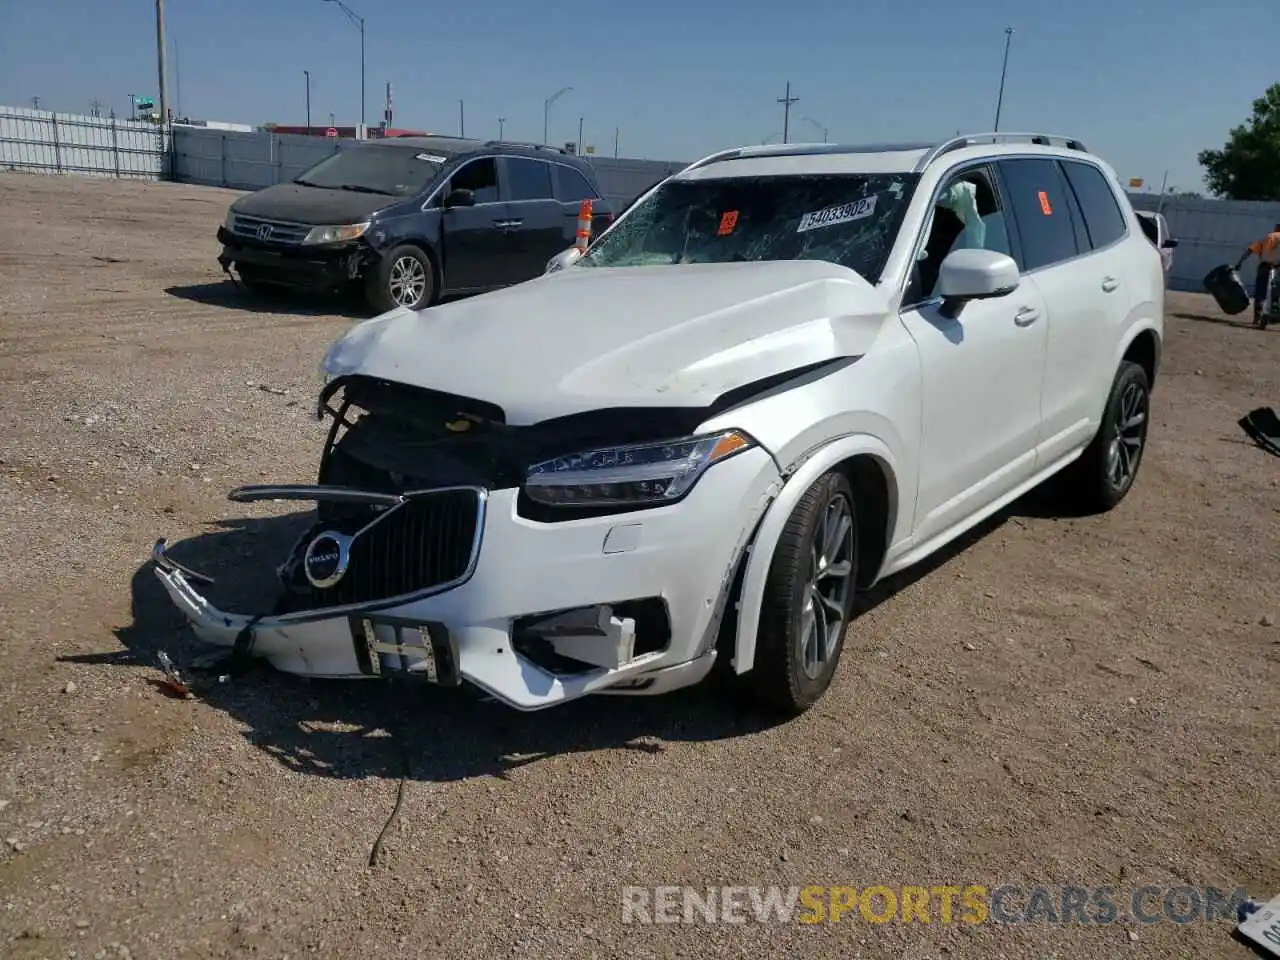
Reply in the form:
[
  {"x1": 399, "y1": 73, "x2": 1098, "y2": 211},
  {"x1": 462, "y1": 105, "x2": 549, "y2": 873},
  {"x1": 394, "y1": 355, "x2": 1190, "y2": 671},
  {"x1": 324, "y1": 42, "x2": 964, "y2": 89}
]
[
  {"x1": 415, "y1": 153, "x2": 448, "y2": 163},
  {"x1": 797, "y1": 195, "x2": 877, "y2": 232}
]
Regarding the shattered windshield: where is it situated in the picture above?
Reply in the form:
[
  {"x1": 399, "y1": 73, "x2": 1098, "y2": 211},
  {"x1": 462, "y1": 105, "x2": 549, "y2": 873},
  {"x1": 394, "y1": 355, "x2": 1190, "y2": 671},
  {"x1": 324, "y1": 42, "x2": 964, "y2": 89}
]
[
  {"x1": 581, "y1": 172, "x2": 919, "y2": 282},
  {"x1": 293, "y1": 145, "x2": 453, "y2": 197}
]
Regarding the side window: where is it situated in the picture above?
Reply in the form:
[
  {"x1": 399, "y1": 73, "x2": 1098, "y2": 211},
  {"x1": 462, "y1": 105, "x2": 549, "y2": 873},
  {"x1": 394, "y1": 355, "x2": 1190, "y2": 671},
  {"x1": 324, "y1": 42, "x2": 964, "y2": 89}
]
[
  {"x1": 911, "y1": 166, "x2": 1013, "y2": 300},
  {"x1": 505, "y1": 157, "x2": 553, "y2": 202},
  {"x1": 553, "y1": 164, "x2": 600, "y2": 203},
  {"x1": 1060, "y1": 160, "x2": 1127, "y2": 250},
  {"x1": 448, "y1": 158, "x2": 499, "y2": 204},
  {"x1": 996, "y1": 158, "x2": 1080, "y2": 271}
]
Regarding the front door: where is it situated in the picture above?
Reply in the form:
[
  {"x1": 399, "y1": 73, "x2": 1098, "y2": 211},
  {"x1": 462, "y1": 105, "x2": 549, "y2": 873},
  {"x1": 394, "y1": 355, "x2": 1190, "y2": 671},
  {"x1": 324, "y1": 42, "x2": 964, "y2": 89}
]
[
  {"x1": 439, "y1": 157, "x2": 512, "y2": 292},
  {"x1": 899, "y1": 163, "x2": 1048, "y2": 546},
  {"x1": 500, "y1": 156, "x2": 570, "y2": 282}
]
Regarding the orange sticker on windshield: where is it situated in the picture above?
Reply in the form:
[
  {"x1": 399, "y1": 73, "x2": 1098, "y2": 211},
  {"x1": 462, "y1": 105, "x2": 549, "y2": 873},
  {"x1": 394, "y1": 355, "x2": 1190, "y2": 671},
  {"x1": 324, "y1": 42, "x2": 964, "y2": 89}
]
[
  {"x1": 1038, "y1": 190, "x2": 1053, "y2": 215},
  {"x1": 717, "y1": 210, "x2": 739, "y2": 235}
]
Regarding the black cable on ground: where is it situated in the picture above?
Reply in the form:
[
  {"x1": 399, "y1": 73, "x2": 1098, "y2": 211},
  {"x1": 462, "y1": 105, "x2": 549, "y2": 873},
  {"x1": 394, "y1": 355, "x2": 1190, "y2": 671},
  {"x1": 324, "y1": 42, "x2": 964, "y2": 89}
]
[{"x1": 368, "y1": 690, "x2": 414, "y2": 869}]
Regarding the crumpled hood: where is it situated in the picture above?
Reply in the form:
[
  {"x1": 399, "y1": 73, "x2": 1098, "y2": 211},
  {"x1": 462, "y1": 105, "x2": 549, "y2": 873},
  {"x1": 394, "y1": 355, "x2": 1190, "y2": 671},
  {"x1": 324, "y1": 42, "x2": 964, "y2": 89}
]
[
  {"x1": 322, "y1": 260, "x2": 892, "y2": 425},
  {"x1": 233, "y1": 182, "x2": 395, "y2": 225}
]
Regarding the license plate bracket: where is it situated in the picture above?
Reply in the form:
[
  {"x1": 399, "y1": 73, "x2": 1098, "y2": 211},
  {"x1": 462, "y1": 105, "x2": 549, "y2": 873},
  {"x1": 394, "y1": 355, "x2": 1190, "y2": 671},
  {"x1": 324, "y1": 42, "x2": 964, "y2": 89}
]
[{"x1": 348, "y1": 615, "x2": 460, "y2": 685}]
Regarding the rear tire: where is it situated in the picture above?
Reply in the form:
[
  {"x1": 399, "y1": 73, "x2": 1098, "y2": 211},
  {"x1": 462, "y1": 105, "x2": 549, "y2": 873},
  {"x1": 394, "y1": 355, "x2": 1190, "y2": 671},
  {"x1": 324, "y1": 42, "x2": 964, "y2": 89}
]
[
  {"x1": 366, "y1": 245, "x2": 435, "y2": 314},
  {"x1": 1060, "y1": 361, "x2": 1150, "y2": 513},
  {"x1": 748, "y1": 471, "x2": 858, "y2": 715}
]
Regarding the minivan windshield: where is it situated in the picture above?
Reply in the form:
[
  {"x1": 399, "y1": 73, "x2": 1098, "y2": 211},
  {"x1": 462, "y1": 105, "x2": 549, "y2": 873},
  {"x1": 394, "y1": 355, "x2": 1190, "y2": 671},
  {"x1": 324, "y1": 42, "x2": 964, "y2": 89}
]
[
  {"x1": 293, "y1": 145, "x2": 455, "y2": 197},
  {"x1": 581, "y1": 172, "x2": 920, "y2": 282}
]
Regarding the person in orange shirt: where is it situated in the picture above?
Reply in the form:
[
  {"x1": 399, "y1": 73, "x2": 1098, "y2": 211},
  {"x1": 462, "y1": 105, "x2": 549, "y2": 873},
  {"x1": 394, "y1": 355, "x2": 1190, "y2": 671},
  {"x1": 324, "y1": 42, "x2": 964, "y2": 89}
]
[{"x1": 1236, "y1": 223, "x2": 1280, "y2": 329}]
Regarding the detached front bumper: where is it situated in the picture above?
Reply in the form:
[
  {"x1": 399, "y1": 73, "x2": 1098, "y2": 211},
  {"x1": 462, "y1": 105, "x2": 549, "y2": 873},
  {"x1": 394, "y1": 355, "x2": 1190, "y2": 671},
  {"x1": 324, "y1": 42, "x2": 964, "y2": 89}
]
[
  {"x1": 216, "y1": 226, "x2": 372, "y2": 291},
  {"x1": 150, "y1": 452, "x2": 779, "y2": 711}
]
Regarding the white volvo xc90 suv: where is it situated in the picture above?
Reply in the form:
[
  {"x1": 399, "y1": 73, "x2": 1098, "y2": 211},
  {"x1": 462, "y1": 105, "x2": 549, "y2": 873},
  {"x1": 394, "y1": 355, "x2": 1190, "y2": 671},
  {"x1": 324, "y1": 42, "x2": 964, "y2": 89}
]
[{"x1": 153, "y1": 132, "x2": 1164, "y2": 714}]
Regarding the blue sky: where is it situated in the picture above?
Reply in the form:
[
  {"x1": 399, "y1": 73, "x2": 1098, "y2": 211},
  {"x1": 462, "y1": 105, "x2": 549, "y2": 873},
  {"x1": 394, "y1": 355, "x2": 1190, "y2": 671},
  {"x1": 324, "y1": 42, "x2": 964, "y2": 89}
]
[{"x1": 0, "y1": 0, "x2": 1274, "y2": 193}]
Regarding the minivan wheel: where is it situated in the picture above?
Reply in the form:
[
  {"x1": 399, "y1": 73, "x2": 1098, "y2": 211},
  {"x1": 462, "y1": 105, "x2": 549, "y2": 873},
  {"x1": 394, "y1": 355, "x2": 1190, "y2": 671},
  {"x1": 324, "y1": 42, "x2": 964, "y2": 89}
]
[
  {"x1": 1062, "y1": 361, "x2": 1150, "y2": 513},
  {"x1": 749, "y1": 470, "x2": 858, "y2": 715},
  {"x1": 367, "y1": 245, "x2": 435, "y2": 313}
]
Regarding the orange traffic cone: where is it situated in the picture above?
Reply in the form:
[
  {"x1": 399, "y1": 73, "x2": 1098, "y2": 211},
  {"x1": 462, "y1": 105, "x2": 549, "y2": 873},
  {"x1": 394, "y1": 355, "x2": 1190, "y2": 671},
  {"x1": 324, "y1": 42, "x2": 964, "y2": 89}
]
[{"x1": 575, "y1": 198, "x2": 593, "y2": 253}]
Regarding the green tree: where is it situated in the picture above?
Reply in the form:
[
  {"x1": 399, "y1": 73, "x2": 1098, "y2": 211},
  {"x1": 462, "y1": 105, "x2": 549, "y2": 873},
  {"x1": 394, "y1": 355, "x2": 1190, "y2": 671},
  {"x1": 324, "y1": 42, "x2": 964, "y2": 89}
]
[{"x1": 1198, "y1": 83, "x2": 1280, "y2": 200}]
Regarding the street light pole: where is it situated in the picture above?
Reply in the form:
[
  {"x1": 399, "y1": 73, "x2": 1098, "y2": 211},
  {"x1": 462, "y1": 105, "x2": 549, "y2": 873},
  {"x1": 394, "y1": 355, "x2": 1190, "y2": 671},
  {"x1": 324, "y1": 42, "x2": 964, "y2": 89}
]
[
  {"x1": 777, "y1": 81, "x2": 799, "y2": 144},
  {"x1": 155, "y1": 0, "x2": 170, "y2": 127},
  {"x1": 459, "y1": 99, "x2": 465, "y2": 137},
  {"x1": 498, "y1": 116, "x2": 505, "y2": 140},
  {"x1": 304, "y1": 70, "x2": 312, "y2": 134},
  {"x1": 802, "y1": 116, "x2": 828, "y2": 143},
  {"x1": 993, "y1": 26, "x2": 1014, "y2": 132},
  {"x1": 577, "y1": 116, "x2": 583, "y2": 154},
  {"x1": 614, "y1": 127, "x2": 619, "y2": 159},
  {"x1": 323, "y1": 0, "x2": 365, "y2": 128},
  {"x1": 543, "y1": 86, "x2": 572, "y2": 146}
]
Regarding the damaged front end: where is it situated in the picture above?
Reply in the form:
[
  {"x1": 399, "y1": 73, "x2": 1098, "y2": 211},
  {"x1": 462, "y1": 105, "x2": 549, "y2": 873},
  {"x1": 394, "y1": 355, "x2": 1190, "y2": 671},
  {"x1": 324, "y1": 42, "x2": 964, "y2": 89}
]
[{"x1": 150, "y1": 372, "x2": 776, "y2": 707}]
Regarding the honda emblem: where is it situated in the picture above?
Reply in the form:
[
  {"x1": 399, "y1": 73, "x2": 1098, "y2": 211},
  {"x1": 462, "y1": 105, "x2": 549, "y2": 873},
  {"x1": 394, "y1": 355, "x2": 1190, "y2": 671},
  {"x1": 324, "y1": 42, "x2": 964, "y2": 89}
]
[{"x1": 256, "y1": 223, "x2": 273, "y2": 241}]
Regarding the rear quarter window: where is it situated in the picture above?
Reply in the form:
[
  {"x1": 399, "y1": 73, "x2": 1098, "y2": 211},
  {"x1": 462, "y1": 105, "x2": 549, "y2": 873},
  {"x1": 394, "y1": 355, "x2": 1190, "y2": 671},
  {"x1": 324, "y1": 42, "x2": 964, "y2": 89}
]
[
  {"x1": 1060, "y1": 160, "x2": 1128, "y2": 250},
  {"x1": 554, "y1": 165, "x2": 600, "y2": 204}
]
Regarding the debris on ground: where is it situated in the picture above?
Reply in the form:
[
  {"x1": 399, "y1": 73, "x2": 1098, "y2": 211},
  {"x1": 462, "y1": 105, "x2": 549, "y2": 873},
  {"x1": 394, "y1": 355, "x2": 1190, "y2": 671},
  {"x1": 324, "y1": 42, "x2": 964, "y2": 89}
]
[{"x1": 153, "y1": 651, "x2": 193, "y2": 699}]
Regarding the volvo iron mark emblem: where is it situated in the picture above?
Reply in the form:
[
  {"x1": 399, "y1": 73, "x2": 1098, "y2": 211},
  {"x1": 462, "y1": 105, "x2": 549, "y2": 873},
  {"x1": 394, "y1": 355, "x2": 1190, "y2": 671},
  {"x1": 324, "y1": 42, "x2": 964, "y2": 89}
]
[
  {"x1": 303, "y1": 531, "x2": 350, "y2": 589},
  {"x1": 256, "y1": 223, "x2": 274, "y2": 241}
]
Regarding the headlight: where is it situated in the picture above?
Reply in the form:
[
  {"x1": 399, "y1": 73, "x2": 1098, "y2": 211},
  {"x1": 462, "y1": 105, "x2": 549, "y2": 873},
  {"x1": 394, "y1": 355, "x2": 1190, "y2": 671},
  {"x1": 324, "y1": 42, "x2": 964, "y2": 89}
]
[
  {"x1": 301, "y1": 222, "x2": 371, "y2": 245},
  {"x1": 524, "y1": 430, "x2": 754, "y2": 507},
  {"x1": 224, "y1": 209, "x2": 236, "y2": 231}
]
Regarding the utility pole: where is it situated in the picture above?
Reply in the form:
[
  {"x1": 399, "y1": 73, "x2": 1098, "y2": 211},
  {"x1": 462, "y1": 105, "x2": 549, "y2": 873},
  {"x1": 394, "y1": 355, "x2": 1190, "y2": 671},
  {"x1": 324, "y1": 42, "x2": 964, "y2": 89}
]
[
  {"x1": 577, "y1": 116, "x2": 583, "y2": 154},
  {"x1": 459, "y1": 100, "x2": 465, "y2": 137},
  {"x1": 128, "y1": 94, "x2": 138, "y2": 121},
  {"x1": 89, "y1": 99, "x2": 104, "y2": 118},
  {"x1": 497, "y1": 116, "x2": 505, "y2": 140},
  {"x1": 155, "y1": 0, "x2": 171, "y2": 127},
  {"x1": 614, "y1": 127, "x2": 619, "y2": 159},
  {"x1": 174, "y1": 40, "x2": 182, "y2": 118},
  {"x1": 993, "y1": 26, "x2": 1014, "y2": 132},
  {"x1": 777, "y1": 81, "x2": 799, "y2": 144},
  {"x1": 31, "y1": 96, "x2": 41, "y2": 110},
  {"x1": 322, "y1": 0, "x2": 365, "y2": 127},
  {"x1": 304, "y1": 71, "x2": 312, "y2": 134}
]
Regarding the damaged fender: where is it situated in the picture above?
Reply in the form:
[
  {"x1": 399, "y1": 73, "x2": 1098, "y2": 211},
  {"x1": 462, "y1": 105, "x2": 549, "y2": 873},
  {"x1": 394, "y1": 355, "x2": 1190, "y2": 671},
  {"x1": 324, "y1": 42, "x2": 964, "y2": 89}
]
[{"x1": 732, "y1": 433, "x2": 900, "y2": 676}]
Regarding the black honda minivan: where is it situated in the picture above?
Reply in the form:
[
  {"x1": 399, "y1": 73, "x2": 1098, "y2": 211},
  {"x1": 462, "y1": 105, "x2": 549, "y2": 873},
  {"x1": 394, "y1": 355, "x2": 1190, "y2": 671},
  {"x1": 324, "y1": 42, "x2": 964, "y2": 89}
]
[{"x1": 216, "y1": 136, "x2": 613, "y2": 313}]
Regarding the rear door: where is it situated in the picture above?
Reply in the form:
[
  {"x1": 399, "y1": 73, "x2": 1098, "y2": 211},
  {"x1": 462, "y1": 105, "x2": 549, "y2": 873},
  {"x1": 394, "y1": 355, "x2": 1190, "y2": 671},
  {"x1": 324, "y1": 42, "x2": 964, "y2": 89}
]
[
  {"x1": 438, "y1": 156, "x2": 512, "y2": 291},
  {"x1": 553, "y1": 162, "x2": 609, "y2": 246},
  {"x1": 500, "y1": 156, "x2": 566, "y2": 281}
]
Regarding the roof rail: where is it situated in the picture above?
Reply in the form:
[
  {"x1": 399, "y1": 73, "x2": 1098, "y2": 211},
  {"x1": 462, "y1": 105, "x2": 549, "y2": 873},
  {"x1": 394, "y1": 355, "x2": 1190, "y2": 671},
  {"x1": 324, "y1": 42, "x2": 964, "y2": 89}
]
[
  {"x1": 682, "y1": 140, "x2": 941, "y2": 174},
  {"x1": 483, "y1": 139, "x2": 567, "y2": 154},
  {"x1": 914, "y1": 132, "x2": 1088, "y2": 172}
]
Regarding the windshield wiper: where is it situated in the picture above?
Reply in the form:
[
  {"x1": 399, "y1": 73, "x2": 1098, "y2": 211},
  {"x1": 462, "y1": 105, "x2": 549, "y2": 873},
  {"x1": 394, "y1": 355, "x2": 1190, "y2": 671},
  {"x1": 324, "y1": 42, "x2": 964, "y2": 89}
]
[
  {"x1": 293, "y1": 177, "x2": 320, "y2": 187},
  {"x1": 335, "y1": 184, "x2": 395, "y2": 195}
]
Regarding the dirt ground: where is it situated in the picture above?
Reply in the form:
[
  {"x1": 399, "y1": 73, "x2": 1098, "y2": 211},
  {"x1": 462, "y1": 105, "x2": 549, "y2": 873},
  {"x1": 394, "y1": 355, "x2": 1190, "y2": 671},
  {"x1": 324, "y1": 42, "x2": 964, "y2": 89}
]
[{"x1": 0, "y1": 171, "x2": 1276, "y2": 960}]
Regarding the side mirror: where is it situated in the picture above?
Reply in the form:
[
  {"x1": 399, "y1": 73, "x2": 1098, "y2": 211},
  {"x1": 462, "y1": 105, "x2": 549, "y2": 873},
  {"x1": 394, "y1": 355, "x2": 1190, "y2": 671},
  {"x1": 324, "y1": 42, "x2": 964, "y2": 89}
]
[
  {"x1": 936, "y1": 248, "x2": 1020, "y2": 317},
  {"x1": 443, "y1": 188, "x2": 475, "y2": 208},
  {"x1": 545, "y1": 247, "x2": 584, "y2": 274},
  {"x1": 1162, "y1": 238, "x2": 1178, "y2": 249}
]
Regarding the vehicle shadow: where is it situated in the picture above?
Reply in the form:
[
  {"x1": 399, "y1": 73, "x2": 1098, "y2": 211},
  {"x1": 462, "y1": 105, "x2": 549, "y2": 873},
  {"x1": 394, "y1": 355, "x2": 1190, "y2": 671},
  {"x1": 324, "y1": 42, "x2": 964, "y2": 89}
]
[
  {"x1": 164, "y1": 280, "x2": 371, "y2": 319},
  {"x1": 1172, "y1": 312, "x2": 1255, "y2": 329},
  {"x1": 81, "y1": 482, "x2": 1080, "y2": 785}
]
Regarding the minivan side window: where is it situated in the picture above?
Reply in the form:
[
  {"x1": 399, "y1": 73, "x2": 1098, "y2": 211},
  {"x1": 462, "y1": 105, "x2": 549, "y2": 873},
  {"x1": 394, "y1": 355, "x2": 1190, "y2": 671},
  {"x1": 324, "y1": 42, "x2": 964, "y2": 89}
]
[
  {"x1": 553, "y1": 165, "x2": 600, "y2": 204},
  {"x1": 1060, "y1": 160, "x2": 1128, "y2": 250},
  {"x1": 996, "y1": 158, "x2": 1080, "y2": 271},
  {"x1": 505, "y1": 157, "x2": 554, "y2": 202},
  {"x1": 449, "y1": 158, "x2": 500, "y2": 204}
]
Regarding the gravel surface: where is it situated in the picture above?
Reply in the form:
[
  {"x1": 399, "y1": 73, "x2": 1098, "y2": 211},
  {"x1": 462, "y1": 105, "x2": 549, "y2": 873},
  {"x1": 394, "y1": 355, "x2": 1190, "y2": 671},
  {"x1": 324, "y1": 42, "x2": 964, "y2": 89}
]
[{"x1": 0, "y1": 171, "x2": 1277, "y2": 959}]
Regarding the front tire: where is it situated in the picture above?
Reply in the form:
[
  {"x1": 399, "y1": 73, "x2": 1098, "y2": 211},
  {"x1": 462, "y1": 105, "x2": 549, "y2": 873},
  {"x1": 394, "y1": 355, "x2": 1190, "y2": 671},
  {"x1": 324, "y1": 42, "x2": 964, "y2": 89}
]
[
  {"x1": 749, "y1": 471, "x2": 859, "y2": 715},
  {"x1": 366, "y1": 245, "x2": 435, "y2": 313},
  {"x1": 1063, "y1": 360, "x2": 1150, "y2": 513}
]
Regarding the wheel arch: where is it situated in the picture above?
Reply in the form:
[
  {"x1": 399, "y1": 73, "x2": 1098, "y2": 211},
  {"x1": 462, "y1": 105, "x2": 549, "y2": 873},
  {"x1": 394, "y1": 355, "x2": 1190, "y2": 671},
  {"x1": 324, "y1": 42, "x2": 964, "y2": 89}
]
[
  {"x1": 731, "y1": 435, "x2": 901, "y2": 677},
  {"x1": 1120, "y1": 325, "x2": 1160, "y2": 389}
]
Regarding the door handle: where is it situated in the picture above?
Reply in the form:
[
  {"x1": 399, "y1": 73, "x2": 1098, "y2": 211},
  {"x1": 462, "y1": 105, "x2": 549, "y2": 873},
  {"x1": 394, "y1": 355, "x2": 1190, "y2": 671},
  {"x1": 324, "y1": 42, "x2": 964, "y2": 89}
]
[
  {"x1": 1101, "y1": 276, "x2": 1120, "y2": 293},
  {"x1": 491, "y1": 219, "x2": 515, "y2": 228},
  {"x1": 1014, "y1": 306, "x2": 1040, "y2": 326}
]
